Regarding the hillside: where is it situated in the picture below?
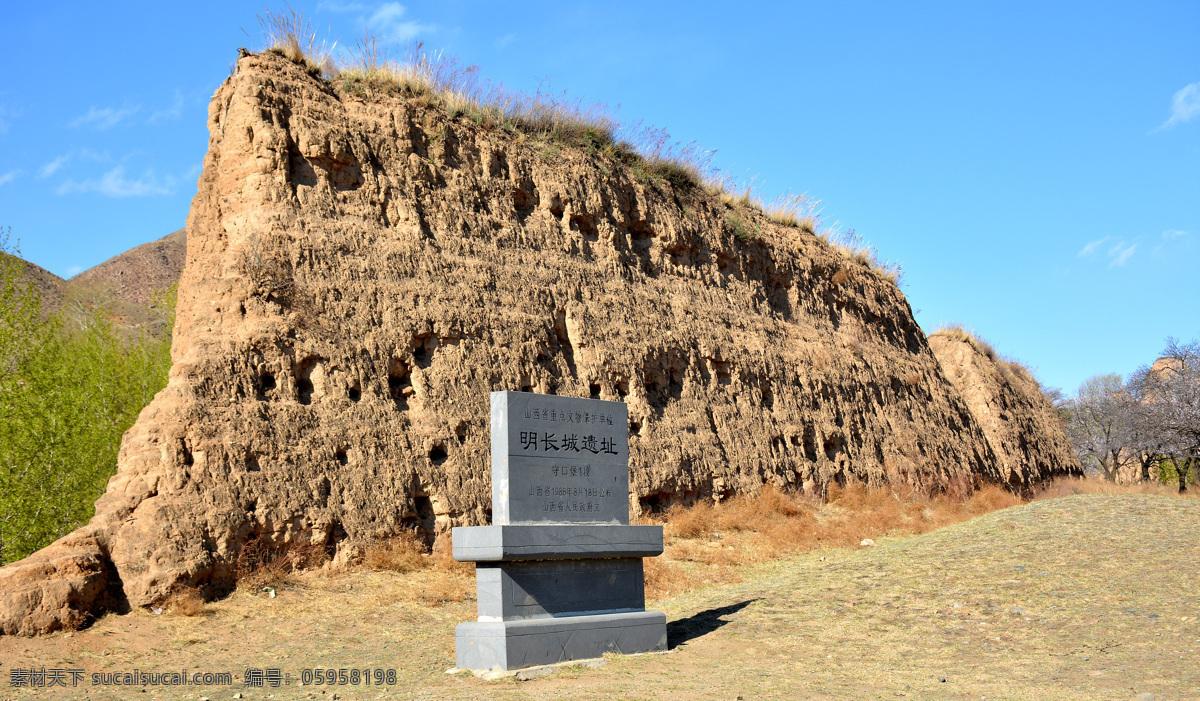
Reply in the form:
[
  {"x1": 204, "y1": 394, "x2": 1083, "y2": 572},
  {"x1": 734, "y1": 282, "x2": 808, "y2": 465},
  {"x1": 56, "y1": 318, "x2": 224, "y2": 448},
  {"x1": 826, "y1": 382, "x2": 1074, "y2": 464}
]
[{"x1": 0, "y1": 50, "x2": 1079, "y2": 635}]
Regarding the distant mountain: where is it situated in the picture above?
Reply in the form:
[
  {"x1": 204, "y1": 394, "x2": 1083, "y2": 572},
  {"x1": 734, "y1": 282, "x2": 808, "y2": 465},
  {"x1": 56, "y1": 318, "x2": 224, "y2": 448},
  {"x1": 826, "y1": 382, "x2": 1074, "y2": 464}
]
[
  {"x1": 70, "y1": 229, "x2": 186, "y2": 308},
  {"x1": 4, "y1": 254, "x2": 67, "y2": 317},
  {"x1": 5, "y1": 229, "x2": 186, "y2": 335}
]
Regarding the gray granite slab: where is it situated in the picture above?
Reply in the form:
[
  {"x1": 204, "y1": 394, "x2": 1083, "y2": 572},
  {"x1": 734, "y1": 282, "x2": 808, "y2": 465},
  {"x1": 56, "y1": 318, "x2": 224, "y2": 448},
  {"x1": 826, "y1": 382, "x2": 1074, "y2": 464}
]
[
  {"x1": 474, "y1": 559, "x2": 646, "y2": 621},
  {"x1": 452, "y1": 524, "x2": 663, "y2": 562},
  {"x1": 491, "y1": 391, "x2": 629, "y2": 525},
  {"x1": 455, "y1": 611, "x2": 667, "y2": 670}
]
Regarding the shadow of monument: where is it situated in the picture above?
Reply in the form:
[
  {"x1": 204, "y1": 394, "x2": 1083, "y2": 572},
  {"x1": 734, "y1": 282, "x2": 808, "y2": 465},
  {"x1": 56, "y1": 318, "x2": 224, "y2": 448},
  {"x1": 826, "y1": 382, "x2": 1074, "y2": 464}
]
[{"x1": 667, "y1": 599, "x2": 760, "y2": 649}]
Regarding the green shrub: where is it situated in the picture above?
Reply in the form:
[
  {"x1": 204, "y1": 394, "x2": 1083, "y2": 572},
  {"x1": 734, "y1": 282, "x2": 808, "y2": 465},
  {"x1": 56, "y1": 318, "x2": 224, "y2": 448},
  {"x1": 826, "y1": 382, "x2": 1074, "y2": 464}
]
[
  {"x1": 726, "y1": 212, "x2": 757, "y2": 243},
  {"x1": 0, "y1": 235, "x2": 173, "y2": 564}
]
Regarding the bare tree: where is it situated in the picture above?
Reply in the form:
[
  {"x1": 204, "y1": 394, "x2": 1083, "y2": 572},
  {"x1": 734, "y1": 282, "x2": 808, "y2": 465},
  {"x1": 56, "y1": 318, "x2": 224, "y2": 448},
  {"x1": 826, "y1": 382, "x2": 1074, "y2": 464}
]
[
  {"x1": 1066, "y1": 374, "x2": 1136, "y2": 482},
  {"x1": 1129, "y1": 338, "x2": 1200, "y2": 492},
  {"x1": 1126, "y1": 366, "x2": 1171, "y2": 482}
]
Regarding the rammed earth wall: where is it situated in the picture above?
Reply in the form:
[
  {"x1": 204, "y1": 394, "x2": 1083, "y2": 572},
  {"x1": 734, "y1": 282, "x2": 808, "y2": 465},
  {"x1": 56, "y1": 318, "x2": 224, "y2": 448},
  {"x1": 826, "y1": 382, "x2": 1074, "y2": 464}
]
[{"x1": 0, "y1": 51, "x2": 1077, "y2": 634}]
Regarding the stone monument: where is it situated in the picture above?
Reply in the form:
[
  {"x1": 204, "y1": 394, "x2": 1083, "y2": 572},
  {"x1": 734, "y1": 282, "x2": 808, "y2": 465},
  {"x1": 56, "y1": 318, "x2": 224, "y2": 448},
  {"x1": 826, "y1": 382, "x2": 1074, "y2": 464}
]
[{"x1": 453, "y1": 391, "x2": 668, "y2": 671}]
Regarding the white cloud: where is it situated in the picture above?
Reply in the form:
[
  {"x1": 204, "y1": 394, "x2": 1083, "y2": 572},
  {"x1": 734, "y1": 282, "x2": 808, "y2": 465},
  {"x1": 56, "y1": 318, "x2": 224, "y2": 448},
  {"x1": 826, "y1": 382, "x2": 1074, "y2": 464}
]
[
  {"x1": 65, "y1": 265, "x2": 84, "y2": 277},
  {"x1": 367, "y1": 3, "x2": 433, "y2": 41},
  {"x1": 1077, "y1": 237, "x2": 1109, "y2": 257},
  {"x1": 69, "y1": 105, "x2": 141, "y2": 130},
  {"x1": 1079, "y1": 236, "x2": 1148, "y2": 267},
  {"x1": 1162, "y1": 229, "x2": 1187, "y2": 239},
  {"x1": 0, "y1": 170, "x2": 18, "y2": 186},
  {"x1": 56, "y1": 166, "x2": 174, "y2": 197},
  {"x1": 495, "y1": 33, "x2": 517, "y2": 50},
  {"x1": 1156, "y1": 81, "x2": 1200, "y2": 131},
  {"x1": 149, "y1": 91, "x2": 185, "y2": 124},
  {"x1": 1108, "y1": 242, "x2": 1137, "y2": 267},
  {"x1": 39, "y1": 155, "x2": 70, "y2": 178}
]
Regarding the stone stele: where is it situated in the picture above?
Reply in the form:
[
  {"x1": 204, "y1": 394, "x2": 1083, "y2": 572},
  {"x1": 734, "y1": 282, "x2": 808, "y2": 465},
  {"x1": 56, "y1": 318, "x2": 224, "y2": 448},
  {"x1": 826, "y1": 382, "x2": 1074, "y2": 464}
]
[{"x1": 453, "y1": 391, "x2": 666, "y2": 670}]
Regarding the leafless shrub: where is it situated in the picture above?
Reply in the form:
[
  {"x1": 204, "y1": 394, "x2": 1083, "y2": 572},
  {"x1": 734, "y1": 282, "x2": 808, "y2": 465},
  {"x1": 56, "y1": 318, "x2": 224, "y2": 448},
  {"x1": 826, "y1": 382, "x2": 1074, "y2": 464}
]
[
  {"x1": 363, "y1": 529, "x2": 428, "y2": 573},
  {"x1": 235, "y1": 537, "x2": 328, "y2": 593},
  {"x1": 166, "y1": 586, "x2": 206, "y2": 617},
  {"x1": 239, "y1": 234, "x2": 295, "y2": 304}
]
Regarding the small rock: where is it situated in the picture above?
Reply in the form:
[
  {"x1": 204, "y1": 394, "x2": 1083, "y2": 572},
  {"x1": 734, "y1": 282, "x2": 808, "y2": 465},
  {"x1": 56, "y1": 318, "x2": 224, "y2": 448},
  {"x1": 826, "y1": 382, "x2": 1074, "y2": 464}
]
[
  {"x1": 938, "y1": 675, "x2": 947, "y2": 682},
  {"x1": 234, "y1": 694, "x2": 243, "y2": 699},
  {"x1": 1136, "y1": 694, "x2": 1156, "y2": 701},
  {"x1": 1011, "y1": 606, "x2": 1025, "y2": 616},
  {"x1": 860, "y1": 538, "x2": 876, "y2": 547}
]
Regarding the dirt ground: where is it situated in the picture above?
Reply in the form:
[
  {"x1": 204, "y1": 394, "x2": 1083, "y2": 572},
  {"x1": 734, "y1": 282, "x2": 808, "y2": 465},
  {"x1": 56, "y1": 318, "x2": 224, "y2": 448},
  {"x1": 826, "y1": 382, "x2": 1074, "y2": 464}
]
[{"x1": 1, "y1": 493, "x2": 1197, "y2": 700}]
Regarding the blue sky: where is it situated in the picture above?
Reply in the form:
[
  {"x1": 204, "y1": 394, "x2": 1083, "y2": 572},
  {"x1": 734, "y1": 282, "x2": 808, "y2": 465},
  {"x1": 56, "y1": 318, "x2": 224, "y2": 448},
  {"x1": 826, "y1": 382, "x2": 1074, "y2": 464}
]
[{"x1": 0, "y1": 1, "x2": 1196, "y2": 396}]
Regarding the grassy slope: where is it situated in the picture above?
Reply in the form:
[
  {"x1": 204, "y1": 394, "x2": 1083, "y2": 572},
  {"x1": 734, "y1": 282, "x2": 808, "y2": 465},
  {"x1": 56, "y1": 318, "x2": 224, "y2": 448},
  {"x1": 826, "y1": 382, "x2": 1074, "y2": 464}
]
[{"x1": 1, "y1": 493, "x2": 1196, "y2": 700}]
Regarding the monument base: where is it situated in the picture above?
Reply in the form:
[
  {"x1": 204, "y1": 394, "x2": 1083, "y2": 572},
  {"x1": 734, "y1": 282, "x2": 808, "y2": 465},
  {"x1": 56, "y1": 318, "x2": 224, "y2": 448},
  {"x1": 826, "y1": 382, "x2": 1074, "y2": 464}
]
[{"x1": 455, "y1": 611, "x2": 667, "y2": 671}]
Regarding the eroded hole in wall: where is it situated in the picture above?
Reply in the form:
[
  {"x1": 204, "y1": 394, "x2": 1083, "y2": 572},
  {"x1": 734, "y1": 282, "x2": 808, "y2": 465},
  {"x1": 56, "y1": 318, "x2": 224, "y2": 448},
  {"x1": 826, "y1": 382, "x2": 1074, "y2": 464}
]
[
  {"x1": 639, "y1": 492, "x2": 670, "y2": 515},
  {"x1": 590, "y1": 383, "x2": 602, "y2": 399},
  {"x1": 297, "y1": 377, "x2": 315, "y2": 405},
  {"x1": 645, "y1": 377, "x2": 663, "y2": 406},
  {"x1": 616, "y1": 380, "x2": 629, "y2": 399},
  {"x1": 429, "y1": 444, "x2": 448, "y2": 465},
  {"x1": 335, "y1": 449, "x2": 348, "y2": 466},
  {"x1": 288, "y1": 149, "x2": 319, "y2": 188},
  {"x1": 454, "y1": 422, "x2": 467, "y2": 444},
  {"x1": 246, "y1": 455, "x2": 261, "y2": 472},
  {"x1": 245, "y1": 499, "x2": 257, "y2": 514},
  {"x1": 181, "y1": 442, "x2": 194, "y2": 467},
  {"x1": 823, "y1": 434, "x2": 844, "y2": 462},
  {"x1": 404, "y1": 496, "x2": 437, "y2": 547},
  {"x1": 714, "y1": 361, "x2": 732, "y2": 385},
  {"x1": 761, "y1": 383, "x2": 774, "y2": 409},
  {"x1": 630, "y1": 417, "x2": 643, "y2": 437},
  {"x1": 296, "y1": 356, "x2": 325, "y2": 406},
  {"x1": 258, "y1": 373, "x2": 276, "y2": 398},
  {"x1": 513, "y1": 187, "x2": 537, "y2": 212},
  {"x1": 323, "y1": 521, "x2": 348, "y2": 560},
  {"x1": 388, "y1": 358, "x2": 412, "y2": 409},
  {"x1": 412, "y1": 334, "x2": 439, "y2": 370},
  {"x1": 570, "y1": 214, "x2": 599, "y2": 241},
  {"x1": 549, "y1": 198, "x2": 565, "y2": 220},
  {"x1": 348, "y1": 382, "x2": 361, "y2": 402},
  {"x1": 802, "y1": 426, "x2": 818, "y2": 462},
  {"x1": 629, "y1": 219, "x2": 654, "y2": 243}
]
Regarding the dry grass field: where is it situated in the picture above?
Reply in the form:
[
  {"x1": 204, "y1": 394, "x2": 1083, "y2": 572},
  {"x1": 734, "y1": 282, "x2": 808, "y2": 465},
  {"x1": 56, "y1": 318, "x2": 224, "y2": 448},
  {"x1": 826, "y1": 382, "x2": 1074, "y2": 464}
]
[{"x1": 1, "y1": 480, "x2": 1196, "y2": 700}]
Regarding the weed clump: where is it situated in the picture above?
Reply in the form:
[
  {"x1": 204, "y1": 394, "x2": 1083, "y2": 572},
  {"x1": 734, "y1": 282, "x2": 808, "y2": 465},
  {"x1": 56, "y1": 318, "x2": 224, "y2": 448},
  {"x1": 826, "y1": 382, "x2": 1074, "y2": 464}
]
[
  {"x1": 166, "y1": 586, "x2": 206, "y2": 617},
  {"x1": 258, "y1": 6, "x2": 336, "y2": 78},
  {"x1": 362, "y1": 529, "x2": 428, "y2": 573},
  {"x1": 726, "y1": 212, "x2": 757, "y2": 243},
  {"x1": 819, "y1": 228, "x2": 903, "y2": 286},
  {"x1": 235, "y1": 537, "x2": 329, "y2": 594}
]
